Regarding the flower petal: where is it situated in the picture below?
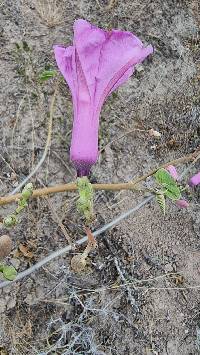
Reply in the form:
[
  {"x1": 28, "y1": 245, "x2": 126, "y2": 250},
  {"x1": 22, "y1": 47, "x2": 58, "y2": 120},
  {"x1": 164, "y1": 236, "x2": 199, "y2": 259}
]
[
  {"x1": 54, "y1": 45, "x2": 76, "y2": 98},
  {"x1": 73, "y1": 19, "x2": 106, "y2": 98},
  {"x1": 95, "y1": 30, "x2": 153, "y2": 110},
  {"x1": 73, "y1": 20, "x2": 153, "y2": 109}
]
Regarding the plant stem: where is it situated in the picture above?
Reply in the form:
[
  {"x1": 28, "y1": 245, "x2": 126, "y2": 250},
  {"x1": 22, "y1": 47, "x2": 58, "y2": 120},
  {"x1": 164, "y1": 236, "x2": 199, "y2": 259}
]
[
  {"x1": 0, "y1": 196, "x2": 153, "y2": 289},
  {"x1": 0, "y1": 147, "x2": 199, "y2": 207},
  {"x1": 9, "y1": 80, "x2": 58, "y2": 196}
]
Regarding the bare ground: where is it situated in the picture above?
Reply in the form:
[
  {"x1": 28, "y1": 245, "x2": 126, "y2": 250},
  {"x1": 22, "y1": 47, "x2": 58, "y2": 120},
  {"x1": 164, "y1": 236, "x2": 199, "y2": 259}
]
[{"x1": 0, "y1": 0, "x2": 200, "y2": 354}]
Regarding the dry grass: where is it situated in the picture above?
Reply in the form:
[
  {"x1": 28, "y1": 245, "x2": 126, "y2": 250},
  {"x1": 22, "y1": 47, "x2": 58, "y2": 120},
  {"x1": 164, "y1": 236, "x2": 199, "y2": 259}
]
[{"x1": 35, "y1": 0, "x2": 63, "y2": 28}]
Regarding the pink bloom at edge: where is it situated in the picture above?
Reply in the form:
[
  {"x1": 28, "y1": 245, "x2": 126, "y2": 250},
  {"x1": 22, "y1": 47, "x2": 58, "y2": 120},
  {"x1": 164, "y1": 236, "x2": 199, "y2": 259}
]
[
  {"x1": 54, "y1": 19, "x2": 153, "y2": 176},
  {"x1": 166, "y1": 165, "x2": 179, "y2": 180},
  {"x1": 176, "y1": 199, "x2": 189, "y2": 209},
  {"x1": 189, "y1": 172, "x2": 200, "y2": 187}
]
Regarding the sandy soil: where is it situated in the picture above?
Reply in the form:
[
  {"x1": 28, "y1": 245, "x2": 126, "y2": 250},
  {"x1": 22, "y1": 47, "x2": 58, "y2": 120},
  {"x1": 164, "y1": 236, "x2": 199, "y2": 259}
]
[{"x1": 0, "y1": 0, "x2": 199, "y2": 354}]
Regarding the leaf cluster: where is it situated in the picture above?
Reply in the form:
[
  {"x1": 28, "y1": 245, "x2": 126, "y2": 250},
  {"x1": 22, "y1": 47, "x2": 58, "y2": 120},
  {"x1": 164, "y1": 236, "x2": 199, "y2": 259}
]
[{"x1": 154, "y1": 169, "x2": 181, "y2": 214}]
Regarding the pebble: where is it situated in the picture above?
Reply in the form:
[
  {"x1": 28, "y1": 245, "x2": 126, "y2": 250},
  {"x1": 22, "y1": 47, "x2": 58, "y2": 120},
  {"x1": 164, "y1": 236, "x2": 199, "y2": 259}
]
[
  {"x1": 165, "y1": 263, "x2": 174, "y2": 273},
  {"x1": 6, "y1": 296, "x2": 16, "y2": 310}
]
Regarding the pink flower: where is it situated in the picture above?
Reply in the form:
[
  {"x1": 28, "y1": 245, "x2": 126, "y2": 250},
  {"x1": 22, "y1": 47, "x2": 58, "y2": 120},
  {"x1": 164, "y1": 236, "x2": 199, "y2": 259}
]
[
  {"x1": 176, "y1": 199, "x2": 189, "y2": 208},
  {"x1": 54, "y1": 19, "x2": 153, "y2": 176},
  {"x1": 189, "y1": 172, "x2": 200, "y2": 187},
  {"x1": 166, "y1": 165, "x2": 179, "y2": 180}
]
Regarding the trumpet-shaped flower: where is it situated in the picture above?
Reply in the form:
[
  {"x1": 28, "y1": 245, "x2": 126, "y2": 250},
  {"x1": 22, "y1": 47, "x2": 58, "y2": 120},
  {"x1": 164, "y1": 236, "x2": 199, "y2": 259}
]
[{"x1": 54, "y1": 19, "x2": 153, "y2": 176}]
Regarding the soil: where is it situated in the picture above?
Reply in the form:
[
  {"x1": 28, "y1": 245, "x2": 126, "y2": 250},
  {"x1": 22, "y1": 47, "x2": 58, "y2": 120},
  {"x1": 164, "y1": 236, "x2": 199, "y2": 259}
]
[{"x1": 0, "y1": 0, "x2": 200, "y2": 354}]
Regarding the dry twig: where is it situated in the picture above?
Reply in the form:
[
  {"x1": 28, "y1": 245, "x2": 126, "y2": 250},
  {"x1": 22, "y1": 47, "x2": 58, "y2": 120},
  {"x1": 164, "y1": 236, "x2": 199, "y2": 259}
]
[
  {"x1": 9, "y1": 80, "x2": 58, "y2": 196},
  {"x1": 1, "y1": 147, "x2": 199, "y2": 206}
]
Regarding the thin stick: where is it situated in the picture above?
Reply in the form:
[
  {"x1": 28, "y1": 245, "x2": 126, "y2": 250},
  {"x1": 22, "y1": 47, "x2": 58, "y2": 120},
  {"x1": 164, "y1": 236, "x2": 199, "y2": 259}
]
[
  {"x1": 0, "y1": 147, "x2": 199, "y2": 206},
  {"x1": 9, "y1": 81, "x2": 58, "y2": 196},
  {"x1": 0, "y1": 196, "x2": 153, "y2": 289},
  {"x1": 114, "y1": 257, "x2": 138, "y2": 311}
]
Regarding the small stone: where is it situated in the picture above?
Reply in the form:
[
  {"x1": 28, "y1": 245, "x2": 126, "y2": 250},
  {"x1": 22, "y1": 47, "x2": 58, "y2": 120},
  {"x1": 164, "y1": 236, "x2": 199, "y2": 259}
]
[
  {"x1": 6, "y1": 297, "x2": 16, "y2": 310},
  {"x1": 0, "y1": 235, "x2": 12, "y2": 258},
  {"x1": 149, "y1": 128, "x2": 161, "y2": 138},
  {"x1": 71, "y1": 254, "x2": 87, "y2": 273},
  {"x1": 135, "y1": 64, "x2": 144, "y2": 72},
  {"x1": 165, "y1": 263, "x2": 174, "y2": 273}
]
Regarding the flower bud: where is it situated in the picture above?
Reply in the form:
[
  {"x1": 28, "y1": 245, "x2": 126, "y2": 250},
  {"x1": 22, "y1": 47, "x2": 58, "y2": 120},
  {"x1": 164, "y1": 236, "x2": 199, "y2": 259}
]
[{"x1": 176, "y1": 199, "x2": 189, "y2": 208}]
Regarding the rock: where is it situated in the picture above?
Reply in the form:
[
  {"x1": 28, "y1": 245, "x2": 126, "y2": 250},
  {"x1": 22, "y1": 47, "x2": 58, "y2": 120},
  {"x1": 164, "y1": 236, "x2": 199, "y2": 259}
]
[
  {"x1": 0, "y1": 235, "x2": 12, "y2": 259},
  {"x1": 6, "y1": 296, "x2": 16, "y2": 310},
  {"x1": 165, "y1": 263, "x2": 174, "y2": 273}
]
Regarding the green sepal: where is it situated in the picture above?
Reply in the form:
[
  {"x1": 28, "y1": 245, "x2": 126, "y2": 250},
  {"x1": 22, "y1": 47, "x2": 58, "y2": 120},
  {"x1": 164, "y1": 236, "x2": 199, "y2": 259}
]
[{"x1": 76, "y1": 177, "x2": 94, "y2": 223}]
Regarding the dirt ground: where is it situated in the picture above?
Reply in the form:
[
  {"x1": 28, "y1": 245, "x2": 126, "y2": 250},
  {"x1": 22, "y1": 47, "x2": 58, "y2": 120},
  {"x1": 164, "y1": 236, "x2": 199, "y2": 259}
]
[{"x1": 0, "y1": 0, "x2": 200, "y2": 354}]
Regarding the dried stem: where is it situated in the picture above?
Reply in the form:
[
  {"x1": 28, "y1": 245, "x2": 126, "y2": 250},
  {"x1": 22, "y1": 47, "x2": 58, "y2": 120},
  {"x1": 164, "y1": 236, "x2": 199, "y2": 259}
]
[
  {"x1": 0, "y1": 147, "x2": 199, "y2": 206},
  {"x1": 9, "y1": 80, "x2": 58, "y2": 196}
]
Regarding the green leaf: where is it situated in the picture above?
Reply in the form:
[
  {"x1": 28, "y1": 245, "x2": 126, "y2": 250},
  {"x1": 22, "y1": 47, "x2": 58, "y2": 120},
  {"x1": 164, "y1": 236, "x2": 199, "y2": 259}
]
[
  {"x1": 154, "y1": 168, "x2": 177, "y2": 187},
  {"x1": 164, "y1": 185, "x2": 181, "y2": 200},
  {"x1": 0, "y1": 264, "x2": 4, "y2": 272},
  {"x1": 154, "y1": 168, "x2": 181, "y2": 201},
  {"x1": 3, "y1": 265, "x2": 17, "y2": 281},
  {"x1": 156, "y1": 193, "x2": 166, "y2": 215},
  {"x1": 39, "y1": 69, "x2": 57, "y2": 82}
]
